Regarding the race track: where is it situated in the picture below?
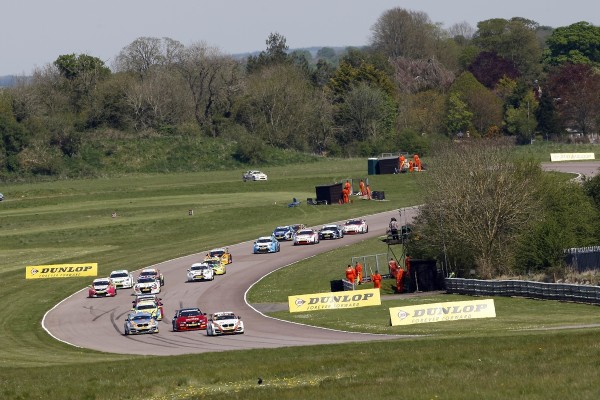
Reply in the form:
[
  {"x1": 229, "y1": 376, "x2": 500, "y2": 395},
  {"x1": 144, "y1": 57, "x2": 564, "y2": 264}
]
[
  {"x1": 44, "y1": 208, "x2": 417, "y2": 356},
  {"x1": 43, "y1": 161, "x2": 600, "y2": 356}
]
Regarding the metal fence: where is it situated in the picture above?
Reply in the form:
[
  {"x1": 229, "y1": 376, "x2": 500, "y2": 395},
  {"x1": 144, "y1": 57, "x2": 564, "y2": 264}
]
[
  {"x1": 445, "y1": 278, "x2": 600, "y2": 305},
  {"x1": 564, "y1": 246, "x2": 600, "y2": 272}
]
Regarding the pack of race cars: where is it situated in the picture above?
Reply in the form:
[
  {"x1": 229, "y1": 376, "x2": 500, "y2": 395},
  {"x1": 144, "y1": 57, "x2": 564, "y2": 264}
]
[
  {"x1": 256, "y1": 219, "x2": 368, "y2": 252},
  {"x1": 88, "y1": 247, "x2": 244, "y2": 337},
  {"x1": 88, "y1": 218, "x2": 368, "y2": 338}
]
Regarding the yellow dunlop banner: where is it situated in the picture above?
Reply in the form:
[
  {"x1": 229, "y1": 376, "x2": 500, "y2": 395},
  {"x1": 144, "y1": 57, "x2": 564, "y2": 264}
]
[
  {"x1": 389, "y1": 299, "x2": 496, "y2": 326},
  {"x1": 288, "y1": 288, "x2": 381, "y2": 313},
  {"x1": 26, "y1": 263, "x2": 98, "y2": 279}
]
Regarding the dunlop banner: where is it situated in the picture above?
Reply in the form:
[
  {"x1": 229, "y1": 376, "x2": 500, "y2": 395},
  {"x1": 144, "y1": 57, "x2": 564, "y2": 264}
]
[
  {"x1": 389, "y1": 299, "x2": 496, "y2": 326},
  {"x1": 550, "y1": 152, "x2": 595, "y2": 162},
  {"x1": 288, "y1": 288, "x2": 381, "y2": 313},
  {"x1": 26, "y1": 263, "x2": 98, "y2": 279}
]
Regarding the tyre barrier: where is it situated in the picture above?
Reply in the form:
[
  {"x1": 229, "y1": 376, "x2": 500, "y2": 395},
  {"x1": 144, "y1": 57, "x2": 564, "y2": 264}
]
[{"x1": 445, "y1": 278, "x2": 600, "y2": 305}]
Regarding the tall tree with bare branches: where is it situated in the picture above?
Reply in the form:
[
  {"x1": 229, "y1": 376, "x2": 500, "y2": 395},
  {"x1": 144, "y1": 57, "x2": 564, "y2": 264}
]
[{"x1": 410, "y1": 140, "x2": 542, "y2": 278}]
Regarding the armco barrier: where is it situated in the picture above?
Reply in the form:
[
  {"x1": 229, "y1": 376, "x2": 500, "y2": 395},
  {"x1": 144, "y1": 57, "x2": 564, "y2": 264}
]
[{"x1": 445, "y1": 278, "x2": 600, "y2": 305}]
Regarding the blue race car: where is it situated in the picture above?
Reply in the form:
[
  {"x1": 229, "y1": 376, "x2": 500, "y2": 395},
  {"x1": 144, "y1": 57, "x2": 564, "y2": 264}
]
[
  {"x1": 272, "y1": 225, "x2": 295, "y2": 241},
  {"x1": 253, "y1": 236, "x2": 281, "y2": 254}
]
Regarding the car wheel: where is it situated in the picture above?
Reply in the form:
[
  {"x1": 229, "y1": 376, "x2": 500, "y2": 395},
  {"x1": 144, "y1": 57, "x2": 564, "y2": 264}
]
[{"x1": 124, "y1": 328, "x2": 129, "y2": 336}]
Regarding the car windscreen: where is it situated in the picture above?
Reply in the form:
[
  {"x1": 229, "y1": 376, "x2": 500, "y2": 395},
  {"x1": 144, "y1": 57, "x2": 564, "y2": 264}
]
[
  {"x1": 136, "y1": 303, "x2": 156, "y2": 311},
  {"x1": 180, "y1": 310, "x2": 201, "y2": 317},
  {"x1": 137, "y1": 277, "x2": 155, "y2": 283},
  {"x1": 94, "y1": 280, "x2": 110, "y2": 286},
  {"x1": 110, "y1": 272, "x2": 128, "y2": 278},
  {"x1": 214, "y1": 314, "x2": 235, "y2": 321},
  {"x1": 257, "y1": 238, "x2": 272, "y2": 243},
  {"x1": 210, "y1": 251, "x2": 224, "y2": 257}
]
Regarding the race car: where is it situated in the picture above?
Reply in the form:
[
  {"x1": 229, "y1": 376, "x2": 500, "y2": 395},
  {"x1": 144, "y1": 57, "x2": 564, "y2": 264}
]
[
  {"x1": 204, "y1": 258, "x2": 226, "y2": 275},
  {"x1": 242, "y1": 170, "x2": 268, "y2": 182},
  {"x1": 206, "y1": 312, "x2": 244, "y2": 336},
  {"x1": 88, "y1": 278, "x2": 117, "y2": 298},
  {"x1": 342, "y1": 219, "x2": 369, "y2": 234},
  {"x1": 132, "y1": 294, "x2": 162, "y2": 308},
  {"x1": 272, "y1": 225, "x2": 295, "y2": 241},
  {"x1": 131, "y1": 299, "x2": 163, "y2": 320},
  {"x1": 253, "y1": 235, "x2": 280, "y2": 253},
  {"x1": 109, "y1": 269, "x2": 134, "y2": 289},
  {"x1": 293, "y1": 228, "x2": 320, "y2": 245},
  {"x1": 124, "y1": 312, "x2": 159, "y2": 335},
  {"x1": 138, "y1": 268, "x2": 164, "y2": 286},
  {"x1": 205, "y1": 248, "x2": 232, "y2": 264},
  {"x1": 172, "y1": 307, "x2": 208, "y2": 331},
  {"x1": 133, "y1": 276, "x2": 161, "y2": 295},
  {"x1": 319, "y1": 224, "x2": 344, "y2": 240},
  {"x1": 187, "y1": 263, "x2": 215, "y2": 282}
]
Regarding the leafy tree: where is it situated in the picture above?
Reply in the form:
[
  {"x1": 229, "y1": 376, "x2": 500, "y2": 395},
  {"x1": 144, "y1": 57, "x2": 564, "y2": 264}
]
[
  {"x1": 543, "y1": 21, "x2": 600, "y2": 67},
  {"x1": 467, "y1": 51, "x2": 520, "y2": 89},
  {"x1": 53, "y1": 53, "x2": 111, "y2": 114},
  {"x1": 398, "y1": 90, "x2": 446, "y2": 135},
  {"x1": 334, "y1": 82, "x2": 396, "y2": 148},
  {"x1": 316, "y1": 47, "x2": 339, "y2": 65},
  {"x1": 328, "y1": 58, "x2": 396, "y2": 101},
  {"x1": 0, "y1": 114, "x2": 29, "y2": 172},
  {"x1": 547, "y1": 63, "x2": 600, "y2": 134},
  {"x1": 113, "y1": 37, "x2": 184, "y2": 78},
  {"x1": 473, "y1": 18, "x2": 543, "y2": 80},
  {"x1": 409, "y1": 140, "x2": 543, "y2": 278},
  {"x1": 246, "y1": 32, "x2": 290, "y2": 73},
  {"x1": 515, "y1": 174, "x2": 600, "y2": 273},
  {"x1": 504, "y1": 90, "x2": 538, "y2": 144},
  {"x1": 583, "y1": 173, "x2": 600, "y2": 211},
  {"x1": 535, "y1": 87, "x2": 562, "y2": 138},
  {"x1": 236, "y1": 64, "x2": 323, "y2": 151},
  {"x1": 370, "y1": 8, "x2": 437, "y2": 59},
  {"x1": 445, "y1": 92, "x2": 472, "y2": 136},
  {"x1": 449, "y1": 72, "x2": 503, "y2": 135},
  {"x1": 311, "y1": 59, "x2": 336, "y2": 87}
]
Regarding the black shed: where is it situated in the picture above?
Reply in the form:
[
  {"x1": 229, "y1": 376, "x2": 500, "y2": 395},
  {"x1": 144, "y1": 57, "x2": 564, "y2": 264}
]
[{"x1": 315, "y1": 182, "x2": 343, "y2": 205}]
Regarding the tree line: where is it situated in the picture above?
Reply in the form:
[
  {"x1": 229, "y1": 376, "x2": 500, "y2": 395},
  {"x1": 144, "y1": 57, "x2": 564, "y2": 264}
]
[{"x1": 2, "y1": 8, "x2": 600, "y2": 177}]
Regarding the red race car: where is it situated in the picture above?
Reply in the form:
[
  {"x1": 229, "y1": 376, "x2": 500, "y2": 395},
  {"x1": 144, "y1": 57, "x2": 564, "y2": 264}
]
[
  {"x1": 171, "y1": 307, "x2": 208, "y2": 331},
  {"x1": 88, "y1": 278, "x2": 117, "y2": 298}
]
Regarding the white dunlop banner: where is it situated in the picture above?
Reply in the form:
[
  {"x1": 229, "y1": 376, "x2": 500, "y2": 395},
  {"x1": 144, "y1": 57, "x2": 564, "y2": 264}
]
[
  {"x1": 389, "y1": 299, "x2": 496, "y2": 326},
  {"x1": 550, "y1": 153, "x2": 595, "y2": 162}
]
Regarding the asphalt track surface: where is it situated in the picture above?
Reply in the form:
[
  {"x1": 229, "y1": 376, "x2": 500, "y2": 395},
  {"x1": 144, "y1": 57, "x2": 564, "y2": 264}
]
[{"x1": 43, "y1": 161, "x2": 600, "y2": 356}]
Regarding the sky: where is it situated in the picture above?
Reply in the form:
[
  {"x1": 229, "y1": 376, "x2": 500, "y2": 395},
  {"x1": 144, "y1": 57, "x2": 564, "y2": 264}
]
[{"x1": 2, "y1": 0, "x2": 599, "y2": 76}]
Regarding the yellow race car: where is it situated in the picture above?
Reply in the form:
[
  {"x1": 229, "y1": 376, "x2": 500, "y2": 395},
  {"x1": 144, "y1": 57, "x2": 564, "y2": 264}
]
[
  {"x1": 204, "y1": 257, "x2": 226, "y2": 275},
  {"x1": 205, "y1": 248, "x2": 233, "y2": 265}
]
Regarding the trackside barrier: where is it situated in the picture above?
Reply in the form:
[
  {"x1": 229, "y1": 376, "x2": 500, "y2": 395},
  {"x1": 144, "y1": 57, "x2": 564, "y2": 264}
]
[{"x1": 445, "y1": 278, "x2": 600, "y2": 305}]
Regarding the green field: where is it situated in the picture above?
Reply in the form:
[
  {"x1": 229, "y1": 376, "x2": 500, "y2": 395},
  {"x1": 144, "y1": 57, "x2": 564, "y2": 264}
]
[{"x1": 1, "y1": 157, "x2": 600, "y2": 399}]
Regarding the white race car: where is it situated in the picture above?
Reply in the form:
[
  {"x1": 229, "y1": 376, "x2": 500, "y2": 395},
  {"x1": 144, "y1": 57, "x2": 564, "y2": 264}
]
[
  {"x1": 342, "y1": 219, "x2": 368, "y2": 234},
  {"x1": 242, "y1": 170, "x2": 268, "y2": 182},
  {"x1": 138, "y1": 268, "x2": 164, "y2": 286},
  {"x1": 187, "y1": 263, "x2": 215, "y2": 282},
  {"x1": 109, "y1": 269, "x2": 134, "y2": 289},
  {"x1": 133, "y1": 276, "x2": 161, "y2": 295},
  {"x1": 293, "y1": 228, "x2": 320, "y2": 245},
  {"x1": 206, "y1": 312, "x2": 244, "y2": 336}
]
